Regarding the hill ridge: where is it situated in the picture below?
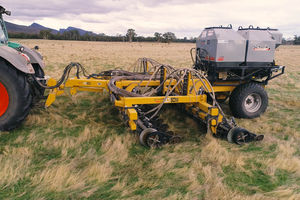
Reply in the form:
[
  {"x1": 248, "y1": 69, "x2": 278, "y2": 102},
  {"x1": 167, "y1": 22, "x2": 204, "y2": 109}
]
[{"x1": 5, "y1": 21, "x2": 95, "y2": 36}]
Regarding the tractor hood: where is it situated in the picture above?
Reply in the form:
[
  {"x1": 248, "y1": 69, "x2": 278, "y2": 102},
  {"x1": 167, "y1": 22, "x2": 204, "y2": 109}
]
[{"x1": 0, "y1": 45, "x2": 35, "y2": 74}]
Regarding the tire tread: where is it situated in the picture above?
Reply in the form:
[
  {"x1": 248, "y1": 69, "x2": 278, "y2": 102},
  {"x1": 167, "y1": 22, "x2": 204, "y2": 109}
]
[{"x1": 0, "y1": 61, "x2": 32, "y2": 131}]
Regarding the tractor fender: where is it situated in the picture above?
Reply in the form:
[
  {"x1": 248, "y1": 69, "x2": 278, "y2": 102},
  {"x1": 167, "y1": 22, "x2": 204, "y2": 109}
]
[
  {"x1": 23, "y1": 46, "x2": 45, "y2": 69},
  {"x1": 0, "y1": 45, "x2": 35, "y2": 74}
]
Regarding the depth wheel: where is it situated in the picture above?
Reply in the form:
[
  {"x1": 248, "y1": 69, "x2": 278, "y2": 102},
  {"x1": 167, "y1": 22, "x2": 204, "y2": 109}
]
[
  {"x1": 146, "y1": 131, "x2": 168, "y2": 148},
  {"x1": 139, "y1": 128, "x2": 157, "y2": 147},
  {"x1": 227, "y1": 127, "x2": 247, "y2": 145},
  {"x1": 0, "y1": 61, "x2": 32, "y2": 131},
  {"x1": 227, "y1": 127, "x2": 264, "y2": 145},
  {"x1": 229, "y1": 82, "x2": 268, "y2": 118}
]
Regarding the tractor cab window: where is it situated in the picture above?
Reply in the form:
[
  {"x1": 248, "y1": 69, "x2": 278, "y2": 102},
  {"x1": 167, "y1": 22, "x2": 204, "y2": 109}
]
[
  {"x1": 0, "y1": 29, "x2": 6, "y2": 43},
  {"x1": 0, "y1": 20, "x2": 8, "y2": 44}
]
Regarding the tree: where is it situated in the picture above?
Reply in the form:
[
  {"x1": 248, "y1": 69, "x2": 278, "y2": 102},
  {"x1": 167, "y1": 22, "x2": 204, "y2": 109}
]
[
  {"x1": 69, "y1": 30, "x2": 80, "y2": 40},
  {"x1": 162, "y1": 32, "x2": 176, "y2": 43},
  {"x1": 82, "y1": 33, "x2": 92, "y2": 41},
  {"x1": 189, "y1": 36, "x2": 197, "y2": 43},
  {"x1": 39, "y1": 29, "x2": 52, "y2": 39},
  {"x1": 154, "y1": 32, "x2": 162, "y2": 42},
  {"x1": 294, "y1": 35, "x2": 300, "y2": 45},
  {"x1": 126, "y1": 29, "x2": 136, "y2": 42},
  {"x1": 62, "y1": 31, "x2": 71, "y2": 40},
  {"x1": 281, "y1": 37, "x2": 287, "y2": 45}
]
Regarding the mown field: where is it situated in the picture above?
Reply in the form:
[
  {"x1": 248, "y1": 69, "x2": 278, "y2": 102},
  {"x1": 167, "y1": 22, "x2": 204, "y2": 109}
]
[{"x1": 0, "y1": 40, "x2": 299, "y2": 200}]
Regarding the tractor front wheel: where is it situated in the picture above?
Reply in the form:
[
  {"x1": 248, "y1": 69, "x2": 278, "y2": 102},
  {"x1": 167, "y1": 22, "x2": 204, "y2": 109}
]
[
  {"x1": 0, "y1": 61, "x2": 32, "y2": 131},
  {"x1": 229, "y1": 82, "x2": 268, "y2": 118}
]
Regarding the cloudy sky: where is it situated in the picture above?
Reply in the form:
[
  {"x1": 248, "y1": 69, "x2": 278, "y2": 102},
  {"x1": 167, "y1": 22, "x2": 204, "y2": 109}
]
[{"x1": 2, "y1": 0, "x2": 299, "y2": 39}]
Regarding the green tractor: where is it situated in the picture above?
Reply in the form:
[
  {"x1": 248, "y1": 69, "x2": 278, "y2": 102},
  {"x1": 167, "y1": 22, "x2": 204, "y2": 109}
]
[{"x1": 0, "y1": 6, "x2": 45, "y2": 131}]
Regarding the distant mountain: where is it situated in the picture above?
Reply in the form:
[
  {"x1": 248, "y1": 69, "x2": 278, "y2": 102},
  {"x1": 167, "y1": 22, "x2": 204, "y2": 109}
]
[
  {"x1": 5, "y1": 21, "x2": 40, "y2": 34},
  {"x1": 59, "y1": 26, "x2": 96, "y2": 36},
  {"x1": 5, "y1": 21, "x2": 95, "y2": 36},
  {"x1": 29, "y1": 23, "x2": 58, "y2": 34}
]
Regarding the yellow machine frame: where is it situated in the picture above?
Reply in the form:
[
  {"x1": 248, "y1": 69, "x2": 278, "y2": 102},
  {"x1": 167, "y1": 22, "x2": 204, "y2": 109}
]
[{"x1": 45, "y1": 73, "x2": 237, "y2": 135}]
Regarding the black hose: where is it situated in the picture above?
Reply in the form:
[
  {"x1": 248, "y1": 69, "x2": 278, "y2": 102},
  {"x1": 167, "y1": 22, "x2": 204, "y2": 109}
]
[{"x1": 32, "y1": 62, "x2": 83, "y2": 89}]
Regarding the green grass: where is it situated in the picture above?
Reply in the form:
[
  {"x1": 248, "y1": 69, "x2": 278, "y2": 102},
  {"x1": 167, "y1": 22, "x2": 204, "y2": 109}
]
[{"x1": 222, "y1": 165, "x2": 291, "y2": 195}]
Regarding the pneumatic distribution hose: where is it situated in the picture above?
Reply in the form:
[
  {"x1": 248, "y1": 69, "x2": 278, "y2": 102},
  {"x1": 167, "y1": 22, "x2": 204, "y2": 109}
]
[
  {"x1": 33, "y1": 58, "x2": 228, "y2": 124},
  {"x1": 32, "y1": 62, "x2": 90, "y2": 89}
]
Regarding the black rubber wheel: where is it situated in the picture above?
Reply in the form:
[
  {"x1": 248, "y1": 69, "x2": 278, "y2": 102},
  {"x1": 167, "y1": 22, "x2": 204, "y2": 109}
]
[
  {"x1": 146, "y1": 131, "x2": 168, "y2": 148},
  {"x1": 227, "y1": 127, "x2": 264, "y2": 145},
  {"x1": 139, "y1": 128, "x2": 157, "y2": 147},
  {"x1": 0, "y1": 61, "x2": 32, "y2": 131},
  {"x1": 227, "y1": 127, "x2": 248, "y2": 145},
  {"x1": 229, "y1": 82, "x2": 268, "y2": 118}
]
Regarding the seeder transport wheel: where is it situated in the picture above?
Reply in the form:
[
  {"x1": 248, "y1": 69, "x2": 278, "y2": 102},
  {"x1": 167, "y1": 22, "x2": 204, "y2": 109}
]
[{"x1": 229, "y1": 82, "x2": 268, "y2": 119}]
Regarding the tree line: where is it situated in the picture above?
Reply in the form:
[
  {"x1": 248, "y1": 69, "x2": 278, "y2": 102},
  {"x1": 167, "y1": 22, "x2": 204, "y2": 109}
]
[
  {"x1": 8, "y1": 28, "x2": 197, "y2": 43},
  {"x1": 8, "y1": 28, "x2": 300, "y2": 45},
  {"x1": 293, "y1": 35, "x2": 300, "y2": 45}
]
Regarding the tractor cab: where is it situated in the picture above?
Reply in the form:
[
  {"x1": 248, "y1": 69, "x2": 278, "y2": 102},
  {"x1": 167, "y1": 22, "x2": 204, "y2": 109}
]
[
  {"x1": 0, "y1": 7, "x2": 23, "y2": 49},
  {"x1": 0, "y1": 6, "x2": 9, "y2": 44}
]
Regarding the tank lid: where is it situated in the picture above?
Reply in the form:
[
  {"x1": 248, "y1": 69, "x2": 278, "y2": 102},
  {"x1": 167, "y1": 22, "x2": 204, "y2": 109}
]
[
  {"x1": 205, "y1": 24, "x2": 232, "y2": 30},
  {"x1": 238, "y1": 25, "x2": 278, "y2": 31}
]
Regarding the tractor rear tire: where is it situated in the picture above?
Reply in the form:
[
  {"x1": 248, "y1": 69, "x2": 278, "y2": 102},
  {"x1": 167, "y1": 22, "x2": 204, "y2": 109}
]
[
  {"x1": 229, "y1": 82, "x2": 268, "y2": 119},
  {"x1": 0, "y1": 61, "x2": 32, "y2": 131}
]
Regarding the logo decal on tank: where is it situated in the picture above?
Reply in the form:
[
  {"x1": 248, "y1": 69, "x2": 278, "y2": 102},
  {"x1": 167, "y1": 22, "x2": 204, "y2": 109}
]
[{"x1": 253, "y1": 47, "x2": 270, "y2": 51}]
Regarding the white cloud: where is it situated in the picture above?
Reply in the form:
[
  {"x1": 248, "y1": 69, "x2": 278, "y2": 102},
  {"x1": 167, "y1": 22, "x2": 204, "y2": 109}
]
[{"x1": 3, "y1": 0, "x2": 299, "y2": 38}]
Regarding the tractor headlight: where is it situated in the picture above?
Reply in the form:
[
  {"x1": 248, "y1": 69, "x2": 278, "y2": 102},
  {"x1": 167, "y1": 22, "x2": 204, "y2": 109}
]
[{"x1": 18, "y1": 46, "x2": 25, "y2": 52}]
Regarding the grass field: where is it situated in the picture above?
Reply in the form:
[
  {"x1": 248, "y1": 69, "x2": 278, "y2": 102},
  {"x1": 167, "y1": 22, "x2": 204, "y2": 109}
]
[{"x1": 0, "y1": 40, "x2": 300, "y2": 200}]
